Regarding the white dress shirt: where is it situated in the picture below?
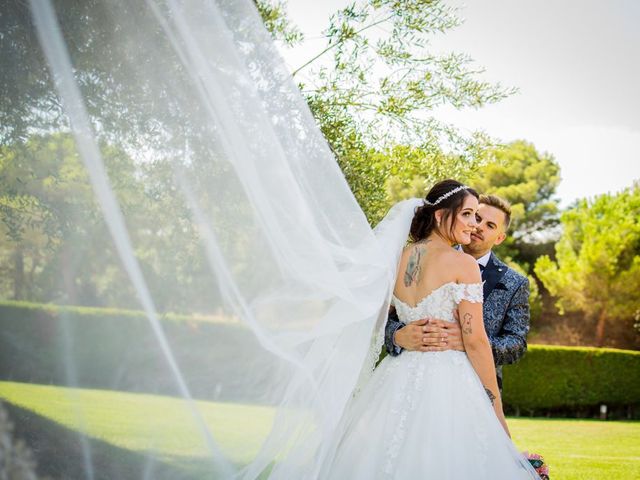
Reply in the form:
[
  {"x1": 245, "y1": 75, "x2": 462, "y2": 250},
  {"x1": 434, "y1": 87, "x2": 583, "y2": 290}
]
[{"x1": 476, "y1": 251, "x2": 491, "y2": 270}]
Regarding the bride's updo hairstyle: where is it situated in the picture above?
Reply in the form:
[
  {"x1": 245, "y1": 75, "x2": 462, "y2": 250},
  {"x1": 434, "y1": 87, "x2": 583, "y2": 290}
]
[{"x1": 410, "y1": 179, "x2": 479, "y2": 243}]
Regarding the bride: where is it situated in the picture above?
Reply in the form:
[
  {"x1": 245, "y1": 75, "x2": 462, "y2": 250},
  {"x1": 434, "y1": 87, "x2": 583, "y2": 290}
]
[{"x1": 322, "y1": 179, "x2": 540, "y2": 479}]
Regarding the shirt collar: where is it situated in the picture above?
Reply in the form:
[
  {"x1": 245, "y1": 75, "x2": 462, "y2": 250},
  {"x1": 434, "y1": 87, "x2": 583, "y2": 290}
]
[{"x1": 476, "y1": 251, "x2": 492, "y2": 268}]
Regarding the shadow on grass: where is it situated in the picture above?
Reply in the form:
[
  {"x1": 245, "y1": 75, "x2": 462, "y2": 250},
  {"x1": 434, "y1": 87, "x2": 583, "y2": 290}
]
[{"x1": 4, "y1": 401, "x2": 225, "y2": 479}]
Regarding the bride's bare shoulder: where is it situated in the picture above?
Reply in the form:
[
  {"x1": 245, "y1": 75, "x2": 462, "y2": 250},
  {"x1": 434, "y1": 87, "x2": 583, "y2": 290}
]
[
  {"x1": 445, "y1": 248, "x2": 475, "y2": 263},
  {"x1": 445, "y1": 249, "x2": 481, "y2": 282}
]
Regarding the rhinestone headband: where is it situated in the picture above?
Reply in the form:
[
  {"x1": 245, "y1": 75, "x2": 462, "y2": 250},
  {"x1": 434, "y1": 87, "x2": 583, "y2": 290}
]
[{"x1": 424, "y1": 185, "x2": 470, "y2": 207}]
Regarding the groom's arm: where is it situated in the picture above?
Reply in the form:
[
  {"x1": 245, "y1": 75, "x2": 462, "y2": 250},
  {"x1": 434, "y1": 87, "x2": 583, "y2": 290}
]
[
  {"x1": 384, "y1": 307, "x2": 405, "y2": 356},
  {"x1": 489, "y1": 278, "x2": 530, "y2": 365}
]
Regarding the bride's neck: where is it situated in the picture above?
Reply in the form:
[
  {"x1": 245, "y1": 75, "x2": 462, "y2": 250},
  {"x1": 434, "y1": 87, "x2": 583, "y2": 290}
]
[{"x1": 424, "y1": 231, "x2": 454, "y2": 248}]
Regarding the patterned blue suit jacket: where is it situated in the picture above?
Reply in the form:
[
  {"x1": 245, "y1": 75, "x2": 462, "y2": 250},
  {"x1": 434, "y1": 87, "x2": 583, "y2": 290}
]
[{"x1": 384, "y1": 252, "x2": 530, "y2": 383}]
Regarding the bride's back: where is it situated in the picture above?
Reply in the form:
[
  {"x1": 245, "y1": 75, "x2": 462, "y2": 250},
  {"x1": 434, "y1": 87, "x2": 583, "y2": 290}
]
[{"x1": 393, "y1": 240, "x2": 466, "y2": 308}]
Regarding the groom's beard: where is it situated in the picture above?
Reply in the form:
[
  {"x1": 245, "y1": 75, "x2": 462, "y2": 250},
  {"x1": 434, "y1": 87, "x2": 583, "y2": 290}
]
[{"x1": 462, "y1": 235, "x2": 493, "y2": 256}]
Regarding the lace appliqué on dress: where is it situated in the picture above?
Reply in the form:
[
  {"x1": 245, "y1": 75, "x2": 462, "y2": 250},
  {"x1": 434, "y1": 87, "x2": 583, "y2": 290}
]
[
  {"x1": 392, "y1": 282, "x2": 484, "y2": 325},
  {"x1": 451, "y1": 282, "x2": 484, "y2": 304}
]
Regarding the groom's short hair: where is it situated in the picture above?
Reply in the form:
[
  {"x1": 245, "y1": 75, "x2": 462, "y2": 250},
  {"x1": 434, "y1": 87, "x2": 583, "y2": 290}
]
[{"x1": 479, "y1": 194, "x2": 512, "y2": 230}]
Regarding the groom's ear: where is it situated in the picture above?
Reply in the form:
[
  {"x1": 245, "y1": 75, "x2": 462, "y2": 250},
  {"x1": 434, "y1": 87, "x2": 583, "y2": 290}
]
[{"x1": 493, "y1": 231, "x2": 507, "y2": 246}]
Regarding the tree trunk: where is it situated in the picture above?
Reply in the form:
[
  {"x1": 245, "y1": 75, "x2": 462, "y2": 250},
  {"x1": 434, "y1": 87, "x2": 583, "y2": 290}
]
[
  {"x1": 61, "y1": 244, "x2": 78, "y2": 304},
  {"x1": 27, "y1": 256, "x2": 38, "y2": 299},
  {"x1": 595, "y1": 309, "x2": 607, "y2": 347},
  {"x1": 12, "y1": 246, "x2": 24, "y2": 300}
]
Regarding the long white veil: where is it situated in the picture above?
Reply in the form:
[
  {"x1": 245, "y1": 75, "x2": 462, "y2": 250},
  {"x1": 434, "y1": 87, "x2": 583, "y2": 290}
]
[{"x1": 1, "y1": 0, "x2": 421, "y2": 477}]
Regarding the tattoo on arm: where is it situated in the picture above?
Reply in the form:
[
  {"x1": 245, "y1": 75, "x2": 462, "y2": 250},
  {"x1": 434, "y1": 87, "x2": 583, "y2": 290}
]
[
  {"x1": 404, "y1": 245, "x2": 426, "y2": 287},
  {"x1": 461, "y1": 312, "x2": 473, "y2": 334},
  {"x1": 484, "y1": 387, "x2": 496, "y2": 405}
]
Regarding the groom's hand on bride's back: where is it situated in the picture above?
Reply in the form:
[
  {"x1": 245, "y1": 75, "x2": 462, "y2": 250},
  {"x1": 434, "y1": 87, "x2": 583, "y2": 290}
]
[
  {"x1": 394, "y1": 318, "x2": 461, "y2": 352},
  {"x1": 394, "y1": 315, "x2": 465, "y2": 352},
  {"x1": 393, "y1": 319, "x2": 430, "y2": 351},
  {"x1": 425, "y1": 315, "x2": 465, "y2": 352}
]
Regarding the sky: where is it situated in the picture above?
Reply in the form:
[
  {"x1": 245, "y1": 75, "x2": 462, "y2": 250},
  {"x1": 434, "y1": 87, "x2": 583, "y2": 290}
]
[{"x1": 278, "y1": 0, "x2": 640, "y2": 207}]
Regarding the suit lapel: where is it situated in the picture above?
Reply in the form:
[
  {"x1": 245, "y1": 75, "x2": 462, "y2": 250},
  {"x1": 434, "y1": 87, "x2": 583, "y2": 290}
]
[{"x1": 483, "y1": 252, "x2": 507, "y2": 299}]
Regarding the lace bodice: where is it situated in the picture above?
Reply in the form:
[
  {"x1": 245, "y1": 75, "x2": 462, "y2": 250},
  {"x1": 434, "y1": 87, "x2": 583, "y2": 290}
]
[{"x1": 392, "y1": 282, "x2": 483, "y2": 324}]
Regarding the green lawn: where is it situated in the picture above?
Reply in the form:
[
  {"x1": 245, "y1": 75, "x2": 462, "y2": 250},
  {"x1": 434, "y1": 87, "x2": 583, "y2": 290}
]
[
  {"x1": 0, "y1": 381, "x2": 275, "y2": 477},
  {"x1": 509, "y1": 416, "x2": 640, "y2": 479},
  {"x1": 1, "y1": 381, "x2": 639, "y2": 479}
]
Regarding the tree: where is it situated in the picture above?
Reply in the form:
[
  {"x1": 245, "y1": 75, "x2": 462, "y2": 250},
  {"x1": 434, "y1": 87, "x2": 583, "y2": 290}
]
[
  {"x1": 0, "y1": 131, "x2": 228, "y2": 311},
  {"x1": 0, "y1": 133, "x2": 91, "y2": 300},
  {"x1": 375, "y1": 143, "x2": 489, "y2": 224},
  {"x1": 468, "y1": 140, "x2": 561, "y2": 269},
  {"x1": 535, "y1": 186, "x2": 640, "y2": 346},
  {"x1": 0, "y1": 133, "x2": 145, "y2": 304},
  {"x1": 2, "y1": 1, "x2": 511, "y2": 228},
  {"x1": 255, "y1": 0, "x2": 303, "y2": 47},
  {"x1": 1, "y1": 2, "x2": 264, "y2": 309},
  {"x1": 258, "y1": 0, "x2": 512, "y2": 224},
  {"x1": 0, "y1": 1, "x2": 518, "y2": 306},
  {"x1": 295, "y1": 0, "x2": 513, "y2": 147},
  {"x1": 1, "y1": 0, "x2": 215, "y2": 149}
]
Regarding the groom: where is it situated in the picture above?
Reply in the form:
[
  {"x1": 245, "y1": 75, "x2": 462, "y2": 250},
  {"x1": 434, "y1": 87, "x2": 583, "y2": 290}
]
[{"x1": 384, "y1": 194, "x2": 530, "y2": 391}]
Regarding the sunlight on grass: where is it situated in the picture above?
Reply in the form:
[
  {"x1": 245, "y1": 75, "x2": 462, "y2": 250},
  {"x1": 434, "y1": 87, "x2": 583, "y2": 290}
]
[
  {"x1": 0, "y1": 381, "x2": 275, "y2": 466},
  {"x1": 509, "y1": 417, "x2": 640, "y2": 480},
  {"x1": 1, "y1": 381, "x2": 639, "y2": 479}
]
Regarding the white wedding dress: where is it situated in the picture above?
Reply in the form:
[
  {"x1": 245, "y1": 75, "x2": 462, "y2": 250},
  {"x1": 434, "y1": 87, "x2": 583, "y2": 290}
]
[{"x1": 322, "y1": 282, "x2": 540, "y2": 479}]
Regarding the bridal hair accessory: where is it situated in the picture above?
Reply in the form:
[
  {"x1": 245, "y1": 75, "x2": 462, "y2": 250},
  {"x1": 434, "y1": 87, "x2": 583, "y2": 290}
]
[{"x1": 424, "y1": 185, "x2": 470, "y2": 207}]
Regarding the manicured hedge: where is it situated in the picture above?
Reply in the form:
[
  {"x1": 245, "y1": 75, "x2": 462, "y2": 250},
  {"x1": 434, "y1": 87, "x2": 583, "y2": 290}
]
[
  {"x1": 2, "y1": 301, "x2": 639, "y2": 414},
  {"x1": 0, "y1": 300, "x2": 269, "y2": 402},
  {"x1": 503, "y1": 345, "x2": 640, "y2": 415}
]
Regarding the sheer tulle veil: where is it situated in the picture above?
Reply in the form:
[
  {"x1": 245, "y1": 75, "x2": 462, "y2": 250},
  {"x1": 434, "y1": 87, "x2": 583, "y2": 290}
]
[{"x1": 4, "y1": 0, "x2": 421, "y2": 477}]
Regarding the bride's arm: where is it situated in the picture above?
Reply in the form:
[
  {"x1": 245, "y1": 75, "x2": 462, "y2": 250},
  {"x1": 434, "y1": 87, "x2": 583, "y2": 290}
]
[{"x1": 455, "y1": 255, "x2": 511, "y2": 437}]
